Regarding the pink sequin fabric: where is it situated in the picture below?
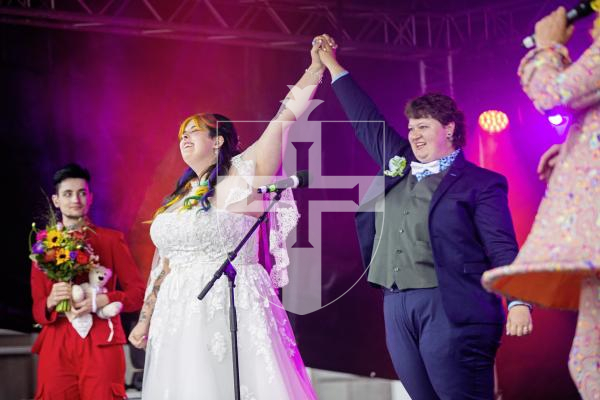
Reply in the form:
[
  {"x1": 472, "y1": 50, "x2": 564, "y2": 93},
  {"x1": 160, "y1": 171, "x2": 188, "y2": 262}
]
[
  {"x1": 482, "y1": 38, "x2": 600, "y2": 400},
  {"x1": 568, "y1": 276, "x2": 600, "y2": 400},
  {"x1": 482, "y1": 40, "x2": 600, "y2": 310}
]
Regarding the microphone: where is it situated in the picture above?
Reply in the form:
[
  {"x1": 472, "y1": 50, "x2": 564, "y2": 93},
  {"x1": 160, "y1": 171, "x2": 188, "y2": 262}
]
[
  {"x1": 522, "y1": 1, "x2": 596, "y2": 49},
  {"x1": 256, "y1": 170, "x2": 309, "y2": 193}
]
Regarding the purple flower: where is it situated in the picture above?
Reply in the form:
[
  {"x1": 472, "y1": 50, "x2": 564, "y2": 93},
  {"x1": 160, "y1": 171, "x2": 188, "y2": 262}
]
[
  {"x1": 32, "y1": 242, "x2": 45, "y2": 254},
  {"x1": 70, "y1": 251, "x2": 78, "y2": 260}
]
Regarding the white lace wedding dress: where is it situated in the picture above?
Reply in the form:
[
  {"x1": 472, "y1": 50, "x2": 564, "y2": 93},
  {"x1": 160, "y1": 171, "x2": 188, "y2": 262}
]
[{"x1": 142, "y1": 154, "x2": 317, "y2": 400}]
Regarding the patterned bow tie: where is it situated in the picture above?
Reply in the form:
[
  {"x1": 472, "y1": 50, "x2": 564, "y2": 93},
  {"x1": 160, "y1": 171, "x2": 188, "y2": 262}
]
[{"x1": 410, "y1": 160, "x2": 441, "y2": 181}]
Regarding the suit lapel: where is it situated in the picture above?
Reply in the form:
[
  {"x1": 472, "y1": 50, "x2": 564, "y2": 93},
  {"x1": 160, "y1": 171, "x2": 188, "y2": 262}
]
[
  {"x1": 358, "y1": 151, "x2": 416, "y2": 210},
  {"x1": 358, "y1": 169, "x2": 409, "y2": 211},
  {"x1": 429, "y1": 151, "x2": 466, "y2": 213}
]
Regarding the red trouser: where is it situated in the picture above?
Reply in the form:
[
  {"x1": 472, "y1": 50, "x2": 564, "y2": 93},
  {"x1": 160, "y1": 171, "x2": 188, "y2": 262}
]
[{"x1": 35, "y1": 318, "x2": 126, "y2": 400}]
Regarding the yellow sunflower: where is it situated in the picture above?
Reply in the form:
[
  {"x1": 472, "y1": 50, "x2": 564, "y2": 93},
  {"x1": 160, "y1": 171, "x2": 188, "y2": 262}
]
[
  {"x1": 55, "y1": 248, "x2": 70, "y2": 265},
  {"x1": 45, "y1": 229, "x2": 63, "y2": 249}
]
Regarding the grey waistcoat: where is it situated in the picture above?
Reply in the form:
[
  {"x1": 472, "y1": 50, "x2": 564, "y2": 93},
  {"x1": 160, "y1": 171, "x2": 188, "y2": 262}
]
[{"x1": 367, "y1": 171, "x2": 447, "y2": 290}]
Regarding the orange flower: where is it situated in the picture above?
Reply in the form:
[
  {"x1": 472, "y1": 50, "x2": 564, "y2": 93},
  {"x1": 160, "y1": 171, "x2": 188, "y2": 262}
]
[{"x1": 43, "y1": 249, "x2": 56, "y2": 263}]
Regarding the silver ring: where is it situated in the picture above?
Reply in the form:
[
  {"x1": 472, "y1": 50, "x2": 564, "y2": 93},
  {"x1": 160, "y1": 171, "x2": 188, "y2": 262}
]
[{"x1": 312, "y1": 38, "x2": 318, "y2": 46}]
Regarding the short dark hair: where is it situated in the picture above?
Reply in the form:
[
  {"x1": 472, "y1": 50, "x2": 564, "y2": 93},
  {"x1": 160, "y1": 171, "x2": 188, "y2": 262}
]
[
  {"x1": 404, "y1": 93, "x2": 466, "y2": 148},
  {"x1": 53, "y1": 163, "x2": 91, "y2": 192}
]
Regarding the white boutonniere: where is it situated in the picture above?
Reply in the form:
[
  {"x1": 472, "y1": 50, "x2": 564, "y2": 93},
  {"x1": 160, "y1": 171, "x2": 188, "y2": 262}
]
[{"x1": 384, "y1": 156, "x2": 407, "y2": 177}]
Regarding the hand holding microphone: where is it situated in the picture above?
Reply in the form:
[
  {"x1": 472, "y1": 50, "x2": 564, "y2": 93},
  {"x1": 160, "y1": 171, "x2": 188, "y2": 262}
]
[{"x1": 522, "y1": 2, "x2": 597, "y2": 49}]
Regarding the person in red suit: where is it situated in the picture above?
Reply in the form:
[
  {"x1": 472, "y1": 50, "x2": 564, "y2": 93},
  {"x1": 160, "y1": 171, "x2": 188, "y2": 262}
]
[{"x1": 30, "y1": 163, "x2": 145, "y2": 399}]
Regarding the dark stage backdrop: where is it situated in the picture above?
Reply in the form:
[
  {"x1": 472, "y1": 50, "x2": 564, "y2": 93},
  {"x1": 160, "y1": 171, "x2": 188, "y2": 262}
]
[{"x1": 1, "y1": 17, "x2": 587, "y2": 399}]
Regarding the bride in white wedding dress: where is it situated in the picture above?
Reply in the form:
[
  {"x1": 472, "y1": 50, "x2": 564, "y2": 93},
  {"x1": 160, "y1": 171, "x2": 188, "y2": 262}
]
[{"x1": 128, "y1": 41, "x2": 326, "y2": 400}]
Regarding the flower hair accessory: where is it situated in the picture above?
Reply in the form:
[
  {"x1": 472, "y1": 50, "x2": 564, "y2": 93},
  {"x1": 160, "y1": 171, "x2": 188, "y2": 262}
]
[{"x1": 384, "y1": 156, "x2": 407, "y2": 177}]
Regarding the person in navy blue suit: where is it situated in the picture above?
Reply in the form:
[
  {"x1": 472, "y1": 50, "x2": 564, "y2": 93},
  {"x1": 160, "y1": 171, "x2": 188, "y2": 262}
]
[{"x1": 313, "y1": 34, "x2": 532, "y2": 399}]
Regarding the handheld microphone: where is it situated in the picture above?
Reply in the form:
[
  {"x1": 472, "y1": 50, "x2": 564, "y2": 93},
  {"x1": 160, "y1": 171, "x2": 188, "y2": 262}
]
[
  {"x1": 522, "y1": 1, "x2": 597, "y2": 49},
  {"x1": 256, "y1": 170, "x2": 309, "y2": 193}
]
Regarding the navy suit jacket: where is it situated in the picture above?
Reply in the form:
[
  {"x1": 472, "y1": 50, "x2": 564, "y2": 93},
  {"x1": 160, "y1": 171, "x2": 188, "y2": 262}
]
[{"x1": 332, "y1": 74, "x2": 518, "y2": 325}]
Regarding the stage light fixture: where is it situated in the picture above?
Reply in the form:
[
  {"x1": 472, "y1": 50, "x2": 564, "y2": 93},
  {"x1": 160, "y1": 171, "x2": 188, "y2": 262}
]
[
  {"x1": 478, "y1": 110, "x2": 509, "y2": 133},
  {"x1": 548, "y1": 114, "x2": 567, "y2": 126}
]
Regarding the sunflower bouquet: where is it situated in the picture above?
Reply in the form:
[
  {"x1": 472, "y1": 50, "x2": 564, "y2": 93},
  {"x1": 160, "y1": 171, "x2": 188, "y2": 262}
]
[{"x1": 29, "y1": 214, "x2": 98, "y2": 313}]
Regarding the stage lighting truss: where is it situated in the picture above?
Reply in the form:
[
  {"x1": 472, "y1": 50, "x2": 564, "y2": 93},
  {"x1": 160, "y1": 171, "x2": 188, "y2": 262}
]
[
  {"x1": 0, "y1": 0, "x2": 559, "y2": 61},
  {"x1": 0, "y1": 0, "x2": 559, "y2": 99}
]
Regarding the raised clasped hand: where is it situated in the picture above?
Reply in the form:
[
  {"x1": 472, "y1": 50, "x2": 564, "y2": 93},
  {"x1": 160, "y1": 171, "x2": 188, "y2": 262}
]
[{"x1": 311, "y1": 34, "x2": 339, "y2": 69}]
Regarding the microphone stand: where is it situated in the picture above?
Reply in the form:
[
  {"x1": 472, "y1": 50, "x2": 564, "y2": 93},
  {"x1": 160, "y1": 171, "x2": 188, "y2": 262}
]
[{"x1": 197, "y1": 189, "x2": 284, "y2": 400}]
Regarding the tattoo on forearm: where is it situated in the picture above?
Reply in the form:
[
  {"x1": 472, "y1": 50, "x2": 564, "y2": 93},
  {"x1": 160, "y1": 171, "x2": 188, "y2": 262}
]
[
  {"x1": 152, "y1": 270, "x2": 166, "y2": 296},
  {"x1": 139, "y1": 296, "x2": 155, "y2": 322},
  {"x1": 274, "y1": 102, "x2": 288, "y2": 119},
  {"x1": 138, "y1": 269, "x2": 168, "y2": 323},
  {"x1": 139, "y1": 309, "x2": 149, "y2": 322}
]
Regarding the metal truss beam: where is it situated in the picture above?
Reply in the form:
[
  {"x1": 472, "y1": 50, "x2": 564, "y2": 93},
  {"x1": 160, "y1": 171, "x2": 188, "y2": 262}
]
[{"x1": 0, "y1": 0, "x2": 553, "y2": 61}]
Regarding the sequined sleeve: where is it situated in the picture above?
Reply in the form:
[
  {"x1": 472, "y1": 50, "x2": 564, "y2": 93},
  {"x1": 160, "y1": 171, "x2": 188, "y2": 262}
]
[{"x1": 518, "y1": 38, "x2": 600, "y2": 113}]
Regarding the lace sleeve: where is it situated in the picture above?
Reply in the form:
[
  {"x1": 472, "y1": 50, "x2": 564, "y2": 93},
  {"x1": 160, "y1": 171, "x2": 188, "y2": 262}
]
[
  {"x1": 144, "y1": 250, "x2": 163, "y2": 301},
  {"x1": 267, "y1": 188, "x2": 299, "y2": 288},
  {"x1": 224, "y1": 150, "x2": 256, "y2": 208},
  {"x1": 226, "y1": 149, "x2": 299, "y2": 288}
]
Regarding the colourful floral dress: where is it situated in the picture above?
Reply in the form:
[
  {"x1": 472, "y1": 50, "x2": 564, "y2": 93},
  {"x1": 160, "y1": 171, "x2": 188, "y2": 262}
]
[{"x1": 482, "y1": 38, "x2": 600, "y2": 399}]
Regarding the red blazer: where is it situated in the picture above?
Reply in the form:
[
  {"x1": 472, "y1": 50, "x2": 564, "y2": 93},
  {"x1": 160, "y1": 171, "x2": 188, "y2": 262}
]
[{"x1": 31, "y1": 224, "x2": 145, "y2": 352}]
